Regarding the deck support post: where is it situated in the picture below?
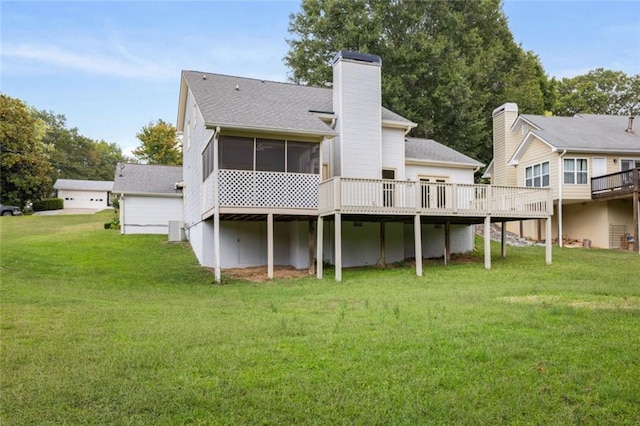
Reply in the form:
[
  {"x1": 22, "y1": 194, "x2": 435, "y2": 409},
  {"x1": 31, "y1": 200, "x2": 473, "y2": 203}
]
[
  {"x1": 380, "y1": 221, "x2": 386, "y2": 267},
  {"x1": 308, "y1": 219, "x2": 315, "y2": 275},
  {"x1": 444, "y1": 222, "x2": 451, "y2": 266},
  {"x1": 634, "y1": 184, "x2": 639, "y2": 254},
  {"x1": 501, "y1": 220, "x2": 507, "y2": 258},
  {"x1": 484, "y1": 216, "x2": 491, "y2": 270},
  {"x1": 267, "y1": 213, "x2": 274, "y2": 280},
  {"x1": 213, "y1": 210, "x2": 221, "y2": 283},
  {"x1": 414, "y1": 215, "x2": 423, "y2": 276},
  {"x1": 316, "y1": 216, "x2": 324, "y2": 279},
  {"x1": 335, "y1": 213, "x2": 342, "y2": 282},
  {"x1": 545, "y1": 217, "x2": 552, "y2": 265}
]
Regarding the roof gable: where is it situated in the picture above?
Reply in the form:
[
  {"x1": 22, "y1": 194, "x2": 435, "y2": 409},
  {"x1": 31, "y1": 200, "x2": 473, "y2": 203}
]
[
  {"x1": 112, "y1": 163, "x2": 183, "y2": 196},
  {"x1": 509, "y1": 114, "x2": 640, "y2": 164}
]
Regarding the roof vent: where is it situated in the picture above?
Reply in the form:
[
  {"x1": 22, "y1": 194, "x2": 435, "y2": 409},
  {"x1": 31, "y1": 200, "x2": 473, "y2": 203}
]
[
  {"x1": 235, "y1": 85, "x2": 239, "y2": 91},
  {"x1": 202, "y1": 74, "x2": 207, "y2": 80},
  {"x1": 626, "y1": 116, "x2": 635, "y2": 133}
]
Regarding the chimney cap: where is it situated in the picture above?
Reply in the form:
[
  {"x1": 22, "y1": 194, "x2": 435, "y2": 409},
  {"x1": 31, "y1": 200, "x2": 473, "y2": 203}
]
[
  {"x1": 332, "y1": 51, "x2": 381, "y2": 66},
  {"x1": 492, "y1": 103, "x2": 518, "y2": 117}
]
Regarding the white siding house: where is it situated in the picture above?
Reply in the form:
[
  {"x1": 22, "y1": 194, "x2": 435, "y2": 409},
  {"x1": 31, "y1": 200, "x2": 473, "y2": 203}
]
[
  {"x1": 112, "y1": 163, "x2": 184, "y2": 235},
  {"x1": 53, "y1": 179, "x2": 113, "y2": 209},
  {"x1": 175, "y1": 51, "x2": 554, "y2": 281}
]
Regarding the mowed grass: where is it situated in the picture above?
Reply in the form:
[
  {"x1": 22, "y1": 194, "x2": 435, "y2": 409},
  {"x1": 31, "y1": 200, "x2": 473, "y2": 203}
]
[{"x1": 1, "y1": 212, "x2": 639, "y2": 425}]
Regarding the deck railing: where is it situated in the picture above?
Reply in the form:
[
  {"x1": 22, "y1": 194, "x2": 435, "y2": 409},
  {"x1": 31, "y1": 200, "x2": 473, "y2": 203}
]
[
  {"x1": 319, "y1": 177, "x2": 553, "y2": 218},
  {"x1": 591, "y1": 168, "x2": 639, "y2": 198}
]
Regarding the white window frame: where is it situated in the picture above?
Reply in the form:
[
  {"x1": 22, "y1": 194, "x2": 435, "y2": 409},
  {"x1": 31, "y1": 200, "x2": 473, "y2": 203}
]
[
  {"x1": 525, "y1": 161, "x2": 550, "y2": 187},
  {"x1": 563, "y1": 158, "x2": 589, "y2": 185},
  {"x1": 620, "y1": 158, "x2": 640, "y2": 171}
]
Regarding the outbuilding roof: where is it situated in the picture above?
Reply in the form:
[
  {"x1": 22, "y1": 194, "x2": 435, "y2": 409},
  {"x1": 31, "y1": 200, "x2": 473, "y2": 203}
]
[
  {"x1": 112, "y1": 163, "x2": 183, "y2": 196},
  {"x1": 179, "y1": 71, "x2": 415, "y2": 136},
  {"x1": 53, "y1": 179, "x2": 113, "y2": 192},
  {"x1": 405, "y1": 137, "x2": 484, "y2": 168}
]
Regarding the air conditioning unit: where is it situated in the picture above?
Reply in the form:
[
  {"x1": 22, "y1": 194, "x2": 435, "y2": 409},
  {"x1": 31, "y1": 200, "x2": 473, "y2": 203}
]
[{"x1": 168, "y1": 221, "x2": 185, "y2": 242}]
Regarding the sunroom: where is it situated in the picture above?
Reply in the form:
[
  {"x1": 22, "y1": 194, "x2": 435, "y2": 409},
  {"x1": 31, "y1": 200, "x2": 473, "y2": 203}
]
[{"x1": 202, "y1": 134, "x2": 322, "y2": 217}]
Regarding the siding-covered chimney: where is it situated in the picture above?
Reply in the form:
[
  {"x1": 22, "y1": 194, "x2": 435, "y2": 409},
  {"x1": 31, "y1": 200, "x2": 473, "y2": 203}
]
[
  {"x1": 491, "y1": 103, "x2": 519, "y2": 186},
  {"x1": 332, "y1": 51, "x2": 382, "y2": 178}
]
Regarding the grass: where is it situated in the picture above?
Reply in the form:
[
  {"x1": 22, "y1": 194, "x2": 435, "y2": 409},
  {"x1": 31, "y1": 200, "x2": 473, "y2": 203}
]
[{"x1": 1, "y1": 211, "x2": 639, "y2": 424}]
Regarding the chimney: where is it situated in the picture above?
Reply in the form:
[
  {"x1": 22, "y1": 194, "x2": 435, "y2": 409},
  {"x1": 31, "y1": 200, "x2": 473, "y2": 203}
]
[
  {"x1": 332, "y1": 51, "x2": 382, "y2": 178},
  {"x1": 491, "y1": 103, "x2": 519, "y2": 186},
  {"x1": 626, "y1": 116, "x2": 635, "y2": 133}
]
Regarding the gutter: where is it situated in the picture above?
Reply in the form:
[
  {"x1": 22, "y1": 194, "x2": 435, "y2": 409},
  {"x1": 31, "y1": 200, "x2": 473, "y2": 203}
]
[{"x1": 558, "y1": 149, "x2": 567, "y2": 247}]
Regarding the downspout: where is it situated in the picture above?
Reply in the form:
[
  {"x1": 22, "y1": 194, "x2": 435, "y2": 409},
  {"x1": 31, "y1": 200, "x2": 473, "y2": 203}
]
[
  {"x1": 558, "y1": 149, "x2": 567, "y2": 247},
  {"x1": 119, "y1": 194, "x2": 125, "y2": 235},
  {"x1": 213, "y1": 126, "x2": 221, "y2": 282}
]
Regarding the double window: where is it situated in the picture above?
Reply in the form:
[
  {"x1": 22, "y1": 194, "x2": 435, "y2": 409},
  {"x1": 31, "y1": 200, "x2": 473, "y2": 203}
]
[
  {"x1": 621, "y1": 159, "x2": 640, "y2": 171},
  {"x1": 203, "y1": 136, "x2": 319, "y2": 181},
  {"x1": 525, "y1": 161, "x2": 549, "y2": 187},
  {"x1": 563, "y1": 158, "x2": 588, "y2": 184}
]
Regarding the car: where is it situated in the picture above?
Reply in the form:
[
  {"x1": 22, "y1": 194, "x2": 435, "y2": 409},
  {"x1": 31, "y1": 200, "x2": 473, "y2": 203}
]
[{"x1": 0, "y1": 204, "x2": 22, "y2": 216}]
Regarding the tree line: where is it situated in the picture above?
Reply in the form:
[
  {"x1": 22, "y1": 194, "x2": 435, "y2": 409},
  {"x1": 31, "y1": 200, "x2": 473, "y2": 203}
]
[
  {"x1": 285, "y1": 0, "x2": 640, "y2": 165},
  {"x1": 0, "y1": 94, "x2": 181, "y2": 208}
]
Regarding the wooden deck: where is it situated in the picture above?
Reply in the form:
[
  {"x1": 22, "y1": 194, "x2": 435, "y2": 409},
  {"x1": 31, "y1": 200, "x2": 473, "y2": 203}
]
[{"x1": 591, "y1": 168, "x2": 639, "y2": 201}]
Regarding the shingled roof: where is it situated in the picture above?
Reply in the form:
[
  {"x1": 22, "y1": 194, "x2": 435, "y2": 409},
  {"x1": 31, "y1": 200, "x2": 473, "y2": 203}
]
[
  {"x1": 53, "y1": 179, "x2": 113, "y2": 191},
  {"x1": 112, "y1": 163, "x2": 183, "y2": 196},
  {"x1": 518, "y1": 114, "x2": 640, "y2": 152},
  {"x1": 180, "y1": 71, "x2": 414, "y2": 135},
  {"x1": 405, "y1": 137, "x2": 483, "y2": 168}
]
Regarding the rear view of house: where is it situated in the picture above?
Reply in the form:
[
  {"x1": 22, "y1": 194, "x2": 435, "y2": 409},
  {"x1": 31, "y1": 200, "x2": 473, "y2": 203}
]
[
  {"x1": 486, "y1": 103, "x2": 640, "y2": 251},
  {"x1": 176, "y1": 52, "x2": 553, "y2": 281}
]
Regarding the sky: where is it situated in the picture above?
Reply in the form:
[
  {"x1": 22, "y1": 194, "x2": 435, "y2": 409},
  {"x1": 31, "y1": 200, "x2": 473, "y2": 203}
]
[{"x1": 2, "y1": 0, "x2": 639, "y2": 157}]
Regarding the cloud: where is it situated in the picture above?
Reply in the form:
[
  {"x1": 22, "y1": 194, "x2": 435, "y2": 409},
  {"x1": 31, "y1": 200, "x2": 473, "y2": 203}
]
[{"x1": 2, "y1": 43, "x2": 178, "y2": 81}]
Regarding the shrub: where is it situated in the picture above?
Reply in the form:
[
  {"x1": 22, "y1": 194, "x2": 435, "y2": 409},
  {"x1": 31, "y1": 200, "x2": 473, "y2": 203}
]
[{"x1": 32, "y1": 198, "x2": 63, "y2": 212}]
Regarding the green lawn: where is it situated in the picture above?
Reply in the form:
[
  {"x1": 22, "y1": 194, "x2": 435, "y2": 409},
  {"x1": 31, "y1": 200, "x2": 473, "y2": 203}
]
[{"x1": 1, "y1": 212, "x2": 639, "y2": 424}]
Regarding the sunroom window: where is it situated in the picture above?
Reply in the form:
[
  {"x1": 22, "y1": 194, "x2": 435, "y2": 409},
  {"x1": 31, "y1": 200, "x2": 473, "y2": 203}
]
[{"x1": 217, "y1": 136, "x2": 318, "y2": 174}]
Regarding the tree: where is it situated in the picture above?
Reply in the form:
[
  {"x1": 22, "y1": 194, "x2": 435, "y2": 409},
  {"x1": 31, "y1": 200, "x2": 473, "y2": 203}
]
[
  {"x1": 285, "y1": 0, "x2": 551, "y2": 165},
  {"x1": 37, "y1": 110, "x2": 124, "y2": 181},
  {"x1": 552, "y1": 69, "x2": 640, "y2": 116},
  {"x1": 132, "y1": 119, "x2": 182, "y2": 165},
  {"x1": 0, "y1": 94, "x2": 53, "y2": 207}
]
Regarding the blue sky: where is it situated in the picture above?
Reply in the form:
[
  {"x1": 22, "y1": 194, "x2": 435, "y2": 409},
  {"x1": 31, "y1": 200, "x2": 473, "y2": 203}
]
[{"x1": 2, "y1": 1, "x2": 639, "y2": 157}]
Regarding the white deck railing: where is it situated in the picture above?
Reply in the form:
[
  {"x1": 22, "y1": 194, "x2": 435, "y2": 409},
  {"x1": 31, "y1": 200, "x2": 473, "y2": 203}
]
[{"x1": 318, "y1": 177, "x2": 553, "y2": 218}]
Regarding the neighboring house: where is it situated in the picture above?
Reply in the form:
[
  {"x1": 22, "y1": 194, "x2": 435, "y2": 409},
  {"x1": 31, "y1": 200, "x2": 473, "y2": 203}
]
[
  {"x1": 112, "y1": 163, "x2": 184, "y2": 235},
  {"x1": 485, "y1": 103, "x2": 640, "y2": 251},
  {"x1": 53, "y1": 179, "x2": 113, "y2": 209},
  {"x1": 176, "y1": 51, "x2": 553, "y2": 281}
]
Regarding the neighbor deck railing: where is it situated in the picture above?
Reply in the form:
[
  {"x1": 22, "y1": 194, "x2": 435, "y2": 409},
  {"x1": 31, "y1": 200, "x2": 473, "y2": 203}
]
[
  {"x1": 591, "y1": 168, "x2": 639, "y2": 199},
  {"x1": 318, "y1": 177, "x2": 553, "y2": 218}
]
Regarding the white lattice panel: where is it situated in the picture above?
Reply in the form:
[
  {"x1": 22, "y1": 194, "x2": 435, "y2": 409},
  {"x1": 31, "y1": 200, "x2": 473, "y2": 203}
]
[
  {"x1": 286, "y1": 173, "x2": 319, "y2": 208},
  {"x1": 219, "y1": 170, "x2": 254, "y2": 206},
  {"x1": 255, "y1": 172, "x2": 287, "y2": 207}
]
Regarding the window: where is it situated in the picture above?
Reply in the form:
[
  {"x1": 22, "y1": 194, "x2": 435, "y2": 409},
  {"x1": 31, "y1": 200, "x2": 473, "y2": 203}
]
[
  {"x1": 256, "y1": 139, "x2": 285, "y2": 172},
  {"x1": 564, "y1": 158, "x2": 588, "y2": 184},
  {"x1": 288, "y1": 142, "x2": 319, "y2": 174},
  {"x1": 621, "y1": 159, "x2": 640, "y2": 171},
  {"x1": 525, "y1": 161, "x2": 550, "y2": 187},
  {"x1": 202, "y1": 139, "x2": 216, "y2": 181},
  {"x1": 217, "y1": 136, "x2": 319, "y2": 175},
  {"x1": 218, "y1": 136, "x2": 253, "y2": 171}
]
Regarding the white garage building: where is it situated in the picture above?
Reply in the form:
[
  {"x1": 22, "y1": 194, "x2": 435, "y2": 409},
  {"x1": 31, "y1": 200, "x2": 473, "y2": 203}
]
[
  {"x1": 53, "y1": 179, "x2": 113, "y2": 209},
  {"x1": 112, "y1": 163, "x2": 184, "y2": 235}
]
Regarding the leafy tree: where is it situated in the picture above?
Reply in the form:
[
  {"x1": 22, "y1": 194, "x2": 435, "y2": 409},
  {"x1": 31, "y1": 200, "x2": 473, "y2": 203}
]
[
  {"x1": 285, "y1": 0, "x2": 551, "y2": 164},
  {"x1": 0, "y1": 94, "x2": 53, "y2": 207},
  {"x1": 37, "y1": 111, "x2": 124, "y2": 181},
  {"x1": 132, "y1": 119, "x2": 182, "y2": 165},
  {"x1": 552, "y1": 69, "x2": 640, "y2": 116}
]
